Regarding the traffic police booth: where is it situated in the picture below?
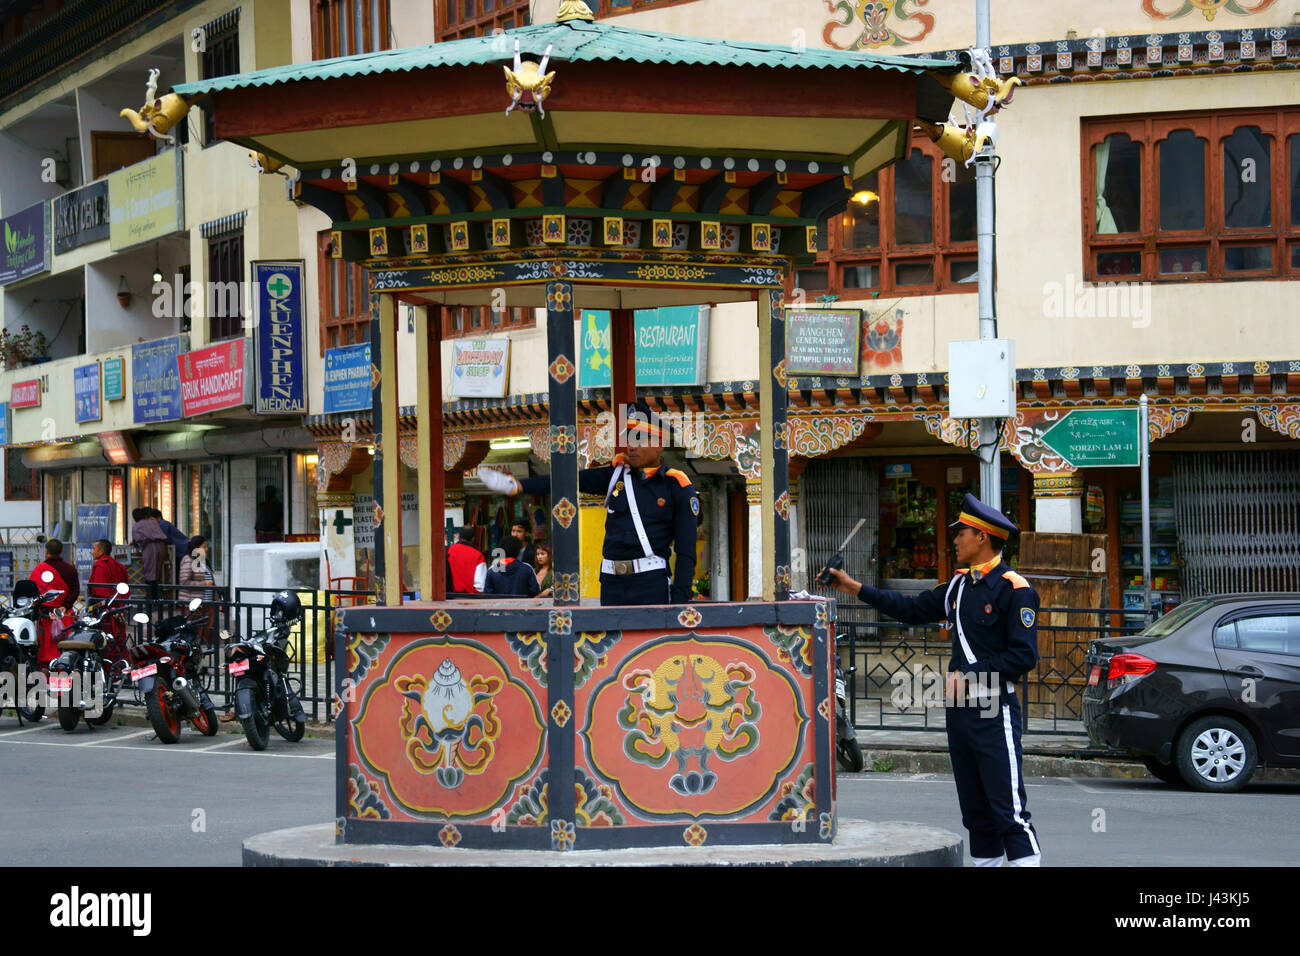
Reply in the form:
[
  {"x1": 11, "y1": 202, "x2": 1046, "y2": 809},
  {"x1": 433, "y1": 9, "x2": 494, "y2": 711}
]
[{"x1": 176, "y1": 2, "x2": 969, "y2": 853}]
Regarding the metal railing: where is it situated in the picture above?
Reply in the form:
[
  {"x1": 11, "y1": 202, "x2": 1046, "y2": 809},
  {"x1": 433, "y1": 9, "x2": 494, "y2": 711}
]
[
  {"x1": 836, "y1": 605, "x2": 1144, "y2": 734},
  {"x1": 119, "y1": 584, "x2": 371, "y2": 723}
]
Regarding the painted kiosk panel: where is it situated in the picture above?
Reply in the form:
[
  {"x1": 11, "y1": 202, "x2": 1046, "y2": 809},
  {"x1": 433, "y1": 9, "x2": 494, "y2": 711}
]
[{"x1": 177, "y1": 1, "x2": 961, "y2": 853}]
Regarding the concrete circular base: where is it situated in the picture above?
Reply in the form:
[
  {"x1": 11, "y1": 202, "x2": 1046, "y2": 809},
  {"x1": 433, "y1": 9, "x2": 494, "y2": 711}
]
[{"x1": 244, "y1": 820, "x2": 963, "y2": 867}]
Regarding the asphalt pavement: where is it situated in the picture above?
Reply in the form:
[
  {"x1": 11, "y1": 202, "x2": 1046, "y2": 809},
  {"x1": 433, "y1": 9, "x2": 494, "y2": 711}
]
[{"x1": 3, "y1": 715, "x2": 1297, "y2": 867}]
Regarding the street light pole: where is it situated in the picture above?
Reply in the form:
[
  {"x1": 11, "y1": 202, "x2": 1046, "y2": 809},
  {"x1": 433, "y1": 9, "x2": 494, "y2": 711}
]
[{"x1": 974, "y1": 0, "x2": 1001, "y2": 508}]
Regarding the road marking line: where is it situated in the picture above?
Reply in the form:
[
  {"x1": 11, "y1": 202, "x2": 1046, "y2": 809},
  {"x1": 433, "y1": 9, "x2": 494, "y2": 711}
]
[
  {"x1": 76, "y1": 729, "x2": 152, "y2": 746},
  {"x1": 0, "y1": 724, "x2": 56, "y2": 737},
  {"x1": 191, "y1": 738, "x2": 247, "y2": 752},
  {"x1": 0, "y1": 737, "x2": 333, "y2": 759}
]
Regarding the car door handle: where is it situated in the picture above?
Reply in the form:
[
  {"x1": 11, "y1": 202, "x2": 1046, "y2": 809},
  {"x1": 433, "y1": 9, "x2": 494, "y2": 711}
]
[{"x1": 1227, "y1": 666, "x2": 1263, "y2": 677}]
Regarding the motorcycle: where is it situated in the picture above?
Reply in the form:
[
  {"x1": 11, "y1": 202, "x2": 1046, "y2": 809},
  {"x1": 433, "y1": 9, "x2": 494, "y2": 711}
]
[
  {"x1": 224, "y1": 590, "x2": 307, "y2": 750},
  {"x1": 49, "y1": 580, "x2": 132, "y2": 732},
  {"x1": 835, "y1": 637, "x2": 864, "y2": 773},
  {"x1": 0, "y1": 579, "x2": 63, "y2": 724},
  {"x1": 129, "y1": 598, "x2": 219, "y2": 743}
]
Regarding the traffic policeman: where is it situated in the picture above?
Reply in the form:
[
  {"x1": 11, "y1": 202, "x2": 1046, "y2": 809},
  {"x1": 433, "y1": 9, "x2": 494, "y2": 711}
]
[
  {"x1": 479, "y1": 401, "x2": 700, "y2": 606},
  {"x1": 824, "y1": 492, "x2": 1042, "y2": 867}
]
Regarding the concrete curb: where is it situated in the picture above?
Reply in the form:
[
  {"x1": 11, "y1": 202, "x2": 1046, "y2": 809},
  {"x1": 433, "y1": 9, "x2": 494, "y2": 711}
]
[
  {"x1": 852, "y1": 748, "x2": 1300, "y2": 782},
  {"x1": 244, "y1": 820, "x2": 964, "y2": 867}
]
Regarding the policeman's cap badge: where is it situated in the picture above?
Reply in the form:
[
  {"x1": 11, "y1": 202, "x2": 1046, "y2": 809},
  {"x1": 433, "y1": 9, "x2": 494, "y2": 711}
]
[{"x1": 1020, "y1": 608, "x2": 1035, "y2": 628}]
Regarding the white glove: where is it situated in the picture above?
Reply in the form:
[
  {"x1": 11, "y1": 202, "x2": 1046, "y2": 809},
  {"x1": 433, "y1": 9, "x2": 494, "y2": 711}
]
[{"x1": 479, "y1": 468, "x2": 520, "y2": 496}]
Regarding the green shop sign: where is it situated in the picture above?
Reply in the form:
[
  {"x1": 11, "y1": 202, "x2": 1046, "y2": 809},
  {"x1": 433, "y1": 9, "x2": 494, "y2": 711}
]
[
  {"x1": 1039, "y1": 408, "x2": 1141, "y2": 468},
  {"x1": 578, "y1": 306, "x2": 709, "y2": 387}
]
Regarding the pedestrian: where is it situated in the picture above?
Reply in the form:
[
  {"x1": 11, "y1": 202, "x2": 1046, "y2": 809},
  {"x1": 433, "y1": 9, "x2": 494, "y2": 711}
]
[
  {"x1": 482, "y1": 535, "x2": 540, "y2": 597},
  {"x1": 532, "y1": 540, "x2": 553, "y2": 598},
  {"x1": 39, "y1": 539, "x2": 80, "y2": 606},
  {"x1": 255, "y1": 485, "x2": 284, "y2": 543},
  {"x1": 511, "y1": 520, "x2": 536, "y2": 569},
  {"x1": 480, "y1": 401, "x2": 700, "y2": 606},
  {"x1": 87, "y1": 539, "x2": 130, "y2": 664},
  {"x1": 823, "y1": 492, "x2": 1042, "y2": 867},
  {"x1": 131, "y1": 506, "x2": 169, "y2": 608},
  {"x1": 29, "y1": 546, "x2": 75, "y2": 665},
  {"x1": 447, "y1": 526, "x2": 487, "y2": 594},
  {"x1": 153, "y1": 508, "x2": 190, "y2": 573},
  {"x1": 178, "y1": 535, "x2": 217, "y2": 644}
]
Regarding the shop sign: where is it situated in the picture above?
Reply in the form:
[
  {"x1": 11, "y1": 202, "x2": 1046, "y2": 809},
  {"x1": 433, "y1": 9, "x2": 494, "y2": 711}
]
[
  {"x1": 252, "y1": 260, "x2": 306, "y2": 414},
  {"x1": 0, "y1": 551, "x2": 11, "y2": 592},
  {"x1": 11, "y1": 380, "x2": 40, "y2": 409},
  {"x1": 578, "y1": 306, "x2": 710, "y2": 387},
  {"x1": 108, "y1": 148, "x2": 184, "y2": 250},
  {"x1": 1039, "y1": 409, "x2": 1141, "y2": 468},
  {"x1": 0, "y1": 402, "x2": 8, "y2": 445},
  {"x1": 322, "y1": 505, "x2": 356, "y2": 583},
  {"x1": 131, "y1": 335, "x2": 186, "y2": 424},
  {"x1": 99, "y1": 431, "x2": 138, "y2": 465},
  {"x1": 74, "y1": 362, "x2": 101, "y2": 424},
  {"x1": 74, "y1": 503, "x2": 114, "y2": 581},
  {"x1": 785, "y1": 308, "x2": 862, "y2": 376},
  {"x1": 52, "y1": 180, "x2": 109, "y2": 254},
  {"x1": 353, "y1": 493, "x2": 375, "y2": 550},
  {"x1": 884, "y1": 463, "x2": 912, "y2": 478},
  {"x1": 0, "y1": 201, "x2": 50, "y2": 285},
  {"x1": 179, "y1": 338, "x2": 246, "y2": 417},
  {"x1": 450, "y1": 338, "x2": 511, "y2": 398},
  {"x1": 103, "y1": 357, "x2": 125, "y2": 401},
  {"x1": 323, "y1": 342, "x2": 372, "y2": 414}
]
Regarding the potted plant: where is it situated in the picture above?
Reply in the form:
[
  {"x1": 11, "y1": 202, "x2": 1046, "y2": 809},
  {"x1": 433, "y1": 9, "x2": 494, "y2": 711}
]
[{"x1": 0, "y1": 325, "x2": 50, "y2": 369}]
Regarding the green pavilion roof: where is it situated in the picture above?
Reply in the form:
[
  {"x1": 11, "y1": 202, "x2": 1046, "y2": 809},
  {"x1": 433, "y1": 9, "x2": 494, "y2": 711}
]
[{"x1": 174, "y1": 19, "x2": 954, "y2": 98}]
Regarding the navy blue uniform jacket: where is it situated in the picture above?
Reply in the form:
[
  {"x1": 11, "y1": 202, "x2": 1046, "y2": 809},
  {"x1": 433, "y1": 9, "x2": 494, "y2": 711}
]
[
  {"x1": 520, "y1": 456, "x2": 700, "y2": 603},
  {"x1": 858, "y1": 558, "x2": 1040, "y2": 681}
]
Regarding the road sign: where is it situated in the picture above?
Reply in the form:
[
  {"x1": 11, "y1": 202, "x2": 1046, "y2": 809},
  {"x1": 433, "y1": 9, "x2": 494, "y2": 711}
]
[{"x1": 1039, "y1": 408, "x2": 1141, "y2": 468}]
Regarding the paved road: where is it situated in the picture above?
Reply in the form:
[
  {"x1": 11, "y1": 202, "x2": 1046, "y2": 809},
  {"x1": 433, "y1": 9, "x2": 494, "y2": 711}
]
[
  {"x1": 0, "y1": 718, "x2": 333, "y2": 867},
  {"x1": 837, "y1": 771, "x2": 1300, "y2": 866},
  {"x1": 4, "y1": 716, "x2": 1296, "y2": 866}
]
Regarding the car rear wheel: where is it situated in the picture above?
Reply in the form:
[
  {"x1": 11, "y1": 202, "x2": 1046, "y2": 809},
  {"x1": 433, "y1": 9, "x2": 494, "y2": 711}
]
[
  {"x1": 1175, "y1": 716, "x2": 1257, "y2": 793},
  {"x1": 1142, "y1": 756, "x2": 1184, "y2": 787}
]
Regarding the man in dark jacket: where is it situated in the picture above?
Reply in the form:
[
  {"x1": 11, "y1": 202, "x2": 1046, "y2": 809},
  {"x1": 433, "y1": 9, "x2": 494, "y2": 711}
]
[
  {"x1": 482, "y1": 536, "x2": 540, "y2": 597},
  {"x1": 131, "y1": 507, "x2": 170, "y2": 606},
  {"x1": 153, "y1": 508, "x2": 189, "y2": 567}
]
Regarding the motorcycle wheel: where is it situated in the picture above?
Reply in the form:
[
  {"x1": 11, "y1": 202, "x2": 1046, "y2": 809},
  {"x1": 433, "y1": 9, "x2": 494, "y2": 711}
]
[
  {"x1": 87, "y1": 700, "x2": 115, "y2": 726},
  {"x1": 274, "y1": 716, "x2": 306, "y2": 742},
  {"x1": 17, "y1": 705, "x2": 43, "y2": 723},
  {"x1": 238, "y1": 679, "x2": 270, "y2": 751},
  {"x1": 57, "y1": 705, "x2": 81, "y2": 733},
  {"x1": 145, "y1": 684, "x2": 181, "y2": 744},
  {"x1": 191, "y1": 704, "x2": 219, "y2": 737}
]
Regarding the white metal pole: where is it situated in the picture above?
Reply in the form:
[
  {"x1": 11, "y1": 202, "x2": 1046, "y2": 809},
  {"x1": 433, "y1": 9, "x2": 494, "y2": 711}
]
[
  {"x1": 975, "y1": 0, "x2": 1000, "y2": 508},
  {"x1": 1140, "y1": 394, "x2": 1153, "y2": 625}
]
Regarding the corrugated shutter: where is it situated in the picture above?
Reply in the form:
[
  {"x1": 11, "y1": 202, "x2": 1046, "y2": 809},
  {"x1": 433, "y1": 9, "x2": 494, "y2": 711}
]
[
  {"x1": 1174, "y1": 450, "x2": 1300, "y2": 597},
  {"x1": 803, "y1": 457, "x2": 878, "y2": 603}
]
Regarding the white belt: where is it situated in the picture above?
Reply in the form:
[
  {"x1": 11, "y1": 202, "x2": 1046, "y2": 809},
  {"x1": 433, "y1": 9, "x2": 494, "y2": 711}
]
[{"x1": 601, "y1": 556, "x2": 667, "y2": 575}]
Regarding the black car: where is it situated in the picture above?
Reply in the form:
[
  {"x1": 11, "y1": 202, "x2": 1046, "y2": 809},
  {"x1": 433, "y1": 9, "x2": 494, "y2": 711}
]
[{"x1": 1084, "y1": 594, "x2": 1300, "y2": 792}]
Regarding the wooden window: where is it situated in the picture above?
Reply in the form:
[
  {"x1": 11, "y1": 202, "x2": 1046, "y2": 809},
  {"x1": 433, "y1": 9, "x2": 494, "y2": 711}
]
[
  {"x1": 1083, "y1": 107, "x2": 1300, "y2": 282},
  {"x1": 794, "y1": 134, "x2": 979, "y2": 301},
  {"x1": 441, "y1": 305, "x2": 534, "y2": 338},
  {"x1": 207, "y1": 230, "x2": 244, "y2": 343},
  {"x1": 314, "y1": 0, "x2": 390, "y2": 58},
  {"x1": 598, "y1": 0, "x2": 700, "y2": 15},
  {"x1": 436, "y1": 0, "x2": 530, "y2": 40},
  {"x1": 90, "y1": 131, "x2": 155, "y2": 180},
  {"x1": 201, "y1": 27, "x2": 240, "y2": 146},
  {"x1": 5, "y1": 448, "x2": 38, "y2": 502},
  {"x1": 317, "y1": 231, "x2": 371, "y2": 353}
]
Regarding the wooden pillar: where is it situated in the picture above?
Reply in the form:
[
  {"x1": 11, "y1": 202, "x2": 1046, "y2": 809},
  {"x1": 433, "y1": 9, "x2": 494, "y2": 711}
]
[
  {"x1": 374, "y1": 292, "x2": 402, "y2": 606},
  {"x1": 416, "y1": 304, "x2": 446, "y2": 601},
  {"x1": 610, "y1": 308, "x2": 635, "y2": 439},
  {"x1": 545, "y1": 280, "x2": 579, "y2": 605},
  {"x1": 758, "y1": 289, "x2": 791, "y2": 601}
]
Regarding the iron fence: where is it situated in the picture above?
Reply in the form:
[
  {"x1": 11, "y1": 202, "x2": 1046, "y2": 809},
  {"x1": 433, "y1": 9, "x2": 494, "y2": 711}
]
[{"x1": 835, "y1": 604, "x2": 1144, "y2": 734}]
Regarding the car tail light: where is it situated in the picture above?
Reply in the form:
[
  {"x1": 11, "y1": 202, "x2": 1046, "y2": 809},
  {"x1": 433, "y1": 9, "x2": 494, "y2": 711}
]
[{"x1": 1107, "y1": 653, "x2": 1157, "y2": 683}]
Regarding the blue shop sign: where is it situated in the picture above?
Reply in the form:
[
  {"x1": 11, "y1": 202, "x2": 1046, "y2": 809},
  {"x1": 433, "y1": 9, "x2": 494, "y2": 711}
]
[
  {"x1": 131, "y1": 335, "x2": 185, "y2": 424},
  {"x1": 323, "y1": 343, "x2": 373, "y2": 414},
  {"x1": 253, "y1": 260, "x2": 306, "y2": 414}
]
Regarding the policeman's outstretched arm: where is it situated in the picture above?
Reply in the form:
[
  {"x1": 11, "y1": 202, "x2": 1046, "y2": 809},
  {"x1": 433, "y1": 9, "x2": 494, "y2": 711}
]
[
  {"x1": 483, "y1": 466, "x2": 618, "y2": 498},
  {"x1": 822, "y1": 567, "x2": 947, "y2": 625}
]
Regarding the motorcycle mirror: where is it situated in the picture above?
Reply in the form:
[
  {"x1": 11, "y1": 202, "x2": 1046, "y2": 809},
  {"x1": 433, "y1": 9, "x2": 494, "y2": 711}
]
[
  {"x1": 40, "y1": 571, "x2": 54, "y2": 584},
  {"x1": 116, "y1": 582, "x2": 130, "y2": 596},
  {"x1": 132, "y1": 612, "x2": 149, "y2": 625},
  {"x1": 188, "y1": 597, "x2": 202, "y2": 611}
]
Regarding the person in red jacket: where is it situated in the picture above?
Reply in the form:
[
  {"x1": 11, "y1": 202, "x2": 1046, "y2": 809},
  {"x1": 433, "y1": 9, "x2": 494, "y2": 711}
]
[
  {"x1": 87, "y1": 539, "x2": 130, "y2": 664},
  {"x1": 29, "y1": 556, "x2": 73, "y2": 665},
  {"x1": 447, "y1": 527, "x2": 487, "y2": 594}
]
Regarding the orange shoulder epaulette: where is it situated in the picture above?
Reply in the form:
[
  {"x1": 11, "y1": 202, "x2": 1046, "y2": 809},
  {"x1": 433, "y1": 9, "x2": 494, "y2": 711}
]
[
  {"x1": 1003, "y1": 570, "x2": 1031, "y2": 590},
  {"x1": 664, "y1": 467, "x2": 692, "y2": 488}
]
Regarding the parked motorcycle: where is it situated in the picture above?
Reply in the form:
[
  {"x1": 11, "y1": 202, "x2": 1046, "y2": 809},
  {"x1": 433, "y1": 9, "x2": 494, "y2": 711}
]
[
  {"x1": 835, "y1": 638, "x2": 864, "y2": 773},
  {"x1": 129, "y1": 598, "x2": 219, "y2": 743},
  {"x1": 224, "y1": 590, "x2": 307, "y2": 750},
  {"x1": 0, "y1": 579, "x2": 67, "y2": 724},
  {"x1": 49, "y1": 580, "x2": 132, "y2": 732}
]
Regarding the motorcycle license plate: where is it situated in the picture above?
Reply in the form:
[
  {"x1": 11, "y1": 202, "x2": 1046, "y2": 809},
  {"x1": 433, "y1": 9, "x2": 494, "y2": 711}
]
[
  {"x1": 228, "y1": 659, "x2": 250, "y2": 675},
  {"x1": 834, "y1": 678, "x2": 846, "y2": 699},
  {"x1": 49, "y1": 675, "x2": 73, "y2": 693},
  {"x1": 131, "y1": 664, "x2": 157, "y2": 681},
  {"x1": 1088, "y1": 665, "x2": 1101, "y2": 686}
]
